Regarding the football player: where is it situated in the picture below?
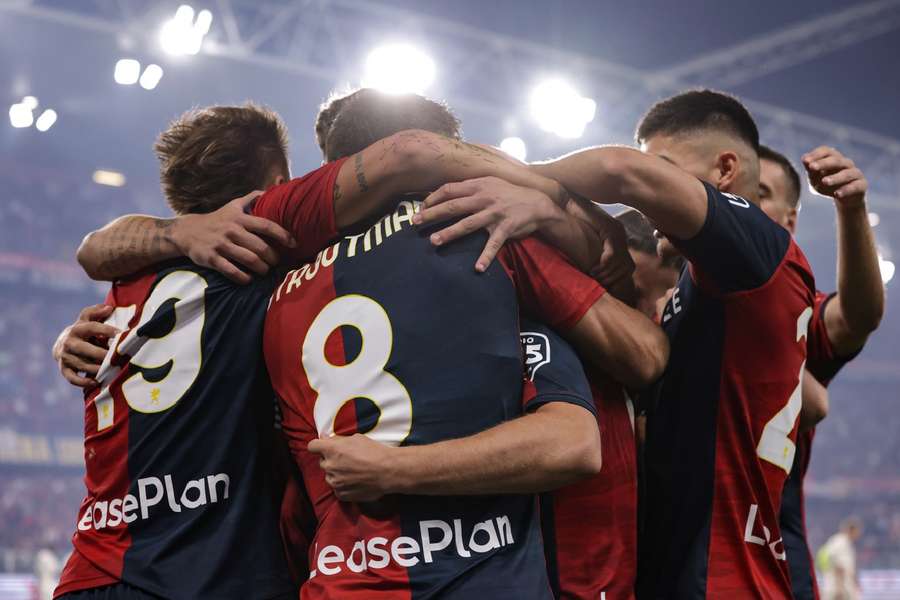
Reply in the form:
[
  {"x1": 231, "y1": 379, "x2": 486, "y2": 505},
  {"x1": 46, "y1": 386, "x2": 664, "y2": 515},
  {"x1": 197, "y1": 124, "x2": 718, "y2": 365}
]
[
  {"x1": 759, "y1": 144, "x2": 883, "y2": 600},
  {"x1": 415, "y1": 89, "x2": 826, "y2": 598}
]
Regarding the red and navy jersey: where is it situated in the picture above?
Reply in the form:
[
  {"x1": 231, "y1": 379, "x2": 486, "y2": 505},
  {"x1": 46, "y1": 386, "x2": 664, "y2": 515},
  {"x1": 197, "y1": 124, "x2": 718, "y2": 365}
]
[
  {"x1": 250, "y1": 157, "x2": 348, "y2": 263},
  {"x1": 781, "y1": 291, "x2": 860, "y2": 600},
  {"x1": 264, "y1": 199, "x2": 603, "y2": 599},
  {"x1": 519, "y1": 319, "x2": 596, "y2": 418},
  {"x1": 524, "y1": 319, "x2": 638, "y2": 600},
  {"x1": 638, "y1": 182, "x2": 818, "y2": 599},
  {"x1": 56, "y1": 261, "x2": 293, "y2": 600}
]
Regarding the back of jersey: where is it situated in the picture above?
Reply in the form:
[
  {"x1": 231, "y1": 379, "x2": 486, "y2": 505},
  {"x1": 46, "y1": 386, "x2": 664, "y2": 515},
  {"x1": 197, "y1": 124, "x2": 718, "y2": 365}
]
[
  {"x1": 56, "y1": 261, "x2": 293, "y2": 600},
  {"x1": 265, "y1": 200, "x2": 551, "y2": 599}
]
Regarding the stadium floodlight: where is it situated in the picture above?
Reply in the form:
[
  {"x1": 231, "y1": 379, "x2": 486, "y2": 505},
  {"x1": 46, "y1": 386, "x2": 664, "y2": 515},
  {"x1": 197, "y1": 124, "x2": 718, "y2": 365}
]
[
  {"x1": 93, "y1": 169, "x2": 126, "y2": 187},
  {"x1": 8, "y1": 102, "x2": 33, "y2": 128},
  {"x1": 363, "y1": 44, "x2": 436, "y2": 94},
  {"x1": 139, "y1": 64, "x2": 164, "y2": 90},
  {"x1": 500, "y1": 137, "x2": 528, "y2": 162},
  {"x1": 879, "y1": 255, "x2": 895, "y2": 285},
  {"x1": 35, "y1": 109, "x2": 57, "y2": 132},
  {"x1": 114, "y1": 59, "x2": 141, "y2": 85},
  {"x1": 21, "y1": 96, "x2": 39, "y2": 111},
  {"x1": 529, "y1": 79, "x2": 596, "y2": 139},
  {"x1": 160, "y1": 5, "x2": 213, "y2": 56}
]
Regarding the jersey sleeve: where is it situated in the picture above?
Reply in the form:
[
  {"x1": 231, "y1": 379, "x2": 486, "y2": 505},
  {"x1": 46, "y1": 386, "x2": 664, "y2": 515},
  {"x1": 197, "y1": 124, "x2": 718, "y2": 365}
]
[
  {"x1": 498, "y1": 237, "x2": 605, "y2": 330},
  {"x1": 520, "y1": 319, "x2": 596, "y2": 417},
  {"x1": 672, "y1": 181, "x2": 792, "y2": 295},
  {"x1": 250, "y1": 157, "x2": 349, "y2": 261},
  {"x1": 806, "y1": 291, "x2": 861, "y2": 386}
]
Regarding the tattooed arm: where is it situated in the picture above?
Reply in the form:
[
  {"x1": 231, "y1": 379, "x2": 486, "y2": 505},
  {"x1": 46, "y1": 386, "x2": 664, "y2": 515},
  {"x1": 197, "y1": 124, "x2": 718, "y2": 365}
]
[
  {"x1": 331, "y1": 129, "x2": 566, "y2": 231},
  {"x1": 77, "y1": 216, "x2": 178, "y2": 281},
  {"x1": 76, "y1": 191, "x2": 294, "y2": 284},
  {"x1": 77, "y1": 130, "x2": 564, "y2": 282}
]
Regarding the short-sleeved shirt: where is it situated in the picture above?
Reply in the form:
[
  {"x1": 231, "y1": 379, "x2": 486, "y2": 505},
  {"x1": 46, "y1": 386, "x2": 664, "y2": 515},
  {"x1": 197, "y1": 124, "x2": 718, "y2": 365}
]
[
  {"x1": 530, "y1": 327, "x2": 638, "y2": 600},
  {"x1": 521, "y1": 320, "x2": 640, "y2": 600},
  {"x1": 250, "y1": 158, "x2": 348, "y2": 262},
  {"x1": 56, "y1": 262, "x2": 293, "y2": 600},
  {"x1": 520, "y1": 320, "x2": 595, "y2": 418},
  {"x1": 781, "y1": 291, "x2": 860, "y2": 600},
  {"x1": 639, "y1": 183, "x2": 819, "y2": 599},
  {"x1": 264, "y1": 199, "x2": 603, "y2": 599}
]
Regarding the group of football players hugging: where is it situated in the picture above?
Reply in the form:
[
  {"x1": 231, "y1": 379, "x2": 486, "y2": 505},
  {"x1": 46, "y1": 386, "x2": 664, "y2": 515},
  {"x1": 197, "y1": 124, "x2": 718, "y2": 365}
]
[{"x1": 50, "y1": 84, "x2": 882, "y2": 600}]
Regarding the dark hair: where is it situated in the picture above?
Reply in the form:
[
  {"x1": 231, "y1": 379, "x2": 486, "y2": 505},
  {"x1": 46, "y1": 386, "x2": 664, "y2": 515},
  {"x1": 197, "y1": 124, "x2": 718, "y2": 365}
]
[
  {"x1": 759, "y1": 144, "x2": 801, "y2": 208},
  {"x1": 155, "y1": 103, "x2": 289, "y2": 215},
  {"x1": 315, "y1": 90, "x2": 358, "y2": 157},
  {"x1": 321, "y1": 88, "x2": 461, "y2": 161},
  {"x1": 615, "y1": 208, "x2": 684, "y2": 270},
  {"x1": 635, "y1": 89, "x2": 759, "y2": 152}
]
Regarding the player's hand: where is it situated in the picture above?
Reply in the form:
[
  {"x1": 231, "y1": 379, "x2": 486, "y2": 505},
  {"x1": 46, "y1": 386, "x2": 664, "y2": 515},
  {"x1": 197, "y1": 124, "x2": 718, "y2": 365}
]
[
  {"x1": 656, "y1": 286, "x2": 676, "y2": 321},
  {"x1": 414, "y1": 177, "x2": 559, "y2": 272},
  {"x1": 53, "y1": 304, "x2": 119, "y2": 388},
  {"x1": 308, "y1": 434, "x2": 396, "y2": 502},
  {"x1": 569, "y1": 201, "x2": 636, "y2": 303},
  {"x1": 802, "y1": 146, "x2": 868, "y2": 209},
  {"x1": 170, "y1": 191, "x2": 296, "y2": 285}
]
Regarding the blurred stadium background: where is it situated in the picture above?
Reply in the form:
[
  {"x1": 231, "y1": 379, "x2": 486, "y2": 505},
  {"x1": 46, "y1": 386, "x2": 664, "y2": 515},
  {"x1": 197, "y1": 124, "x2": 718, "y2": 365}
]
[{"x1": 1, "y1": 0, "x2": 899, "y2": 598}]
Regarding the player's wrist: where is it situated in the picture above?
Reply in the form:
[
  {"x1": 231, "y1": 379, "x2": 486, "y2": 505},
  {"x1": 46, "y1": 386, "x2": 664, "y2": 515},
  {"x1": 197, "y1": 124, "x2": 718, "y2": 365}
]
[
  {"x1": 169, "y1": 215, "x2": 198, "y2": 257},
  {"x1": 834, "y1": 195, "x2": 867, "y2": 215},
  {"x1": 384, "y1": 446, "x2": 417, "y2": 494}
]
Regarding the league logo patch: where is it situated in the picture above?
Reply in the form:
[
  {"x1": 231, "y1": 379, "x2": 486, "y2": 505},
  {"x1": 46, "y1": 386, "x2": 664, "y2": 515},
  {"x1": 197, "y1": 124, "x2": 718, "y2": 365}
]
[{"x1": 520, "y1": 332, "x2": 551, "y2": 381}]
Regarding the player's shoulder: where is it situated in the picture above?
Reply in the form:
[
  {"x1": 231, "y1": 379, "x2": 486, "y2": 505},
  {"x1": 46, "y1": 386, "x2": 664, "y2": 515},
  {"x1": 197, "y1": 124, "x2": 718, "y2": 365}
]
[
  {"x1": 703, "y1": 182, "x2": 791, "y2": 245},
  {"x1": 114, "y1": 259, "x2": 279, "y2": 309}
]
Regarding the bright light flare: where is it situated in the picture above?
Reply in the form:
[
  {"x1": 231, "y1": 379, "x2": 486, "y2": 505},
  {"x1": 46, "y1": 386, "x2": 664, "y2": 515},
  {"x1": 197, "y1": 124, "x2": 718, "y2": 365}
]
[
  {"x1": 363, "y1": 44, "x2": 436, "y2": 94},
  {"x1": 9, "y1": 103, "x2": 33, "y2": 128},
  {"x1": 114, "y1": 59, "x2": 141, "y2": 85},
  {"x1": 139, "y1": 64, "x2": 164, "y2": 90},
  {"x1": 22, "y1": 96, "x2": 39, "y2": 110},
  {"x1": 880, "y1": 256, "x2": 895, "y2": 285},
  {"x1": 530, "y1": 79, "x2": 596, "y2": 138},
  {"x1": 868, "y1": 212, "x2": 880, "y2": 227},
  {"x1": 93, "y1": 169, "x2": 126, "y2": 187},
  {"x1": 35, "y1": 109, "x2": 57, "y2": 132},
  {"x1": 499, "y1": 137, "x2": 527, "y2": 162},
  {"x1": 160, "y1": 5, "x2": 213, "y2": 56}
]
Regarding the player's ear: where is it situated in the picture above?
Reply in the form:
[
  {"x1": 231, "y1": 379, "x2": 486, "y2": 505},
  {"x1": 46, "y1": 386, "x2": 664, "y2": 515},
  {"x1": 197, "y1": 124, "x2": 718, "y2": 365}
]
[
  {"x1": 785, "y1": 207, "x2": 798, "y2": 235},
  {"x1": 714, "y1": 151, "x2": 740, "y2": 192}
]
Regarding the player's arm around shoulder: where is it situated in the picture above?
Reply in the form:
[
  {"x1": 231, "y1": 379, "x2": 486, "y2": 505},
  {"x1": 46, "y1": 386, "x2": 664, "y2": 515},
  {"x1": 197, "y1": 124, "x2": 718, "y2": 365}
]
[
  {"x1": 531, "y1": 145, "x2": 709, "y2": 241},
  {"x1": 569, "y1": 292, "x2": 670, "y2": 390},
  {"x1": 76, "y1": 192, "x2": 293, "y2": 284},
  {"x1": 331, "y1": 128, "x2": 563, "y2": 231}
]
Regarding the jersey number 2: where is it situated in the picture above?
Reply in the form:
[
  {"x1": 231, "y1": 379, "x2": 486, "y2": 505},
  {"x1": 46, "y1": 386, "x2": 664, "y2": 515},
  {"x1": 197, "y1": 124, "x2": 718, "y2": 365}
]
[
  {"x1": 756, "y1": 306, "x2": 813, "y2": 473},
  {"x1": 302, "y1": 294, "x2": 412, "y2": 446}
]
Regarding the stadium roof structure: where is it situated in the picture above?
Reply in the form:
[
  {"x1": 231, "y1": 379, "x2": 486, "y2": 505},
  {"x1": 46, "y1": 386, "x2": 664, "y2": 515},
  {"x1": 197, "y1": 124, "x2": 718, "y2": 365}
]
[{"x1": 3, "y1": 0, "x2": 900, "y2": 204}]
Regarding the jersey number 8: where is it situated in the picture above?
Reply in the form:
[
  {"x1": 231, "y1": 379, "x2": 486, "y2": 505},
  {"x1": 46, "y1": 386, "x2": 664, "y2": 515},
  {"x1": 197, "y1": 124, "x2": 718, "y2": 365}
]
[{"x1": 302, "y1": 294, "x2": 412, "y2": 446}]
